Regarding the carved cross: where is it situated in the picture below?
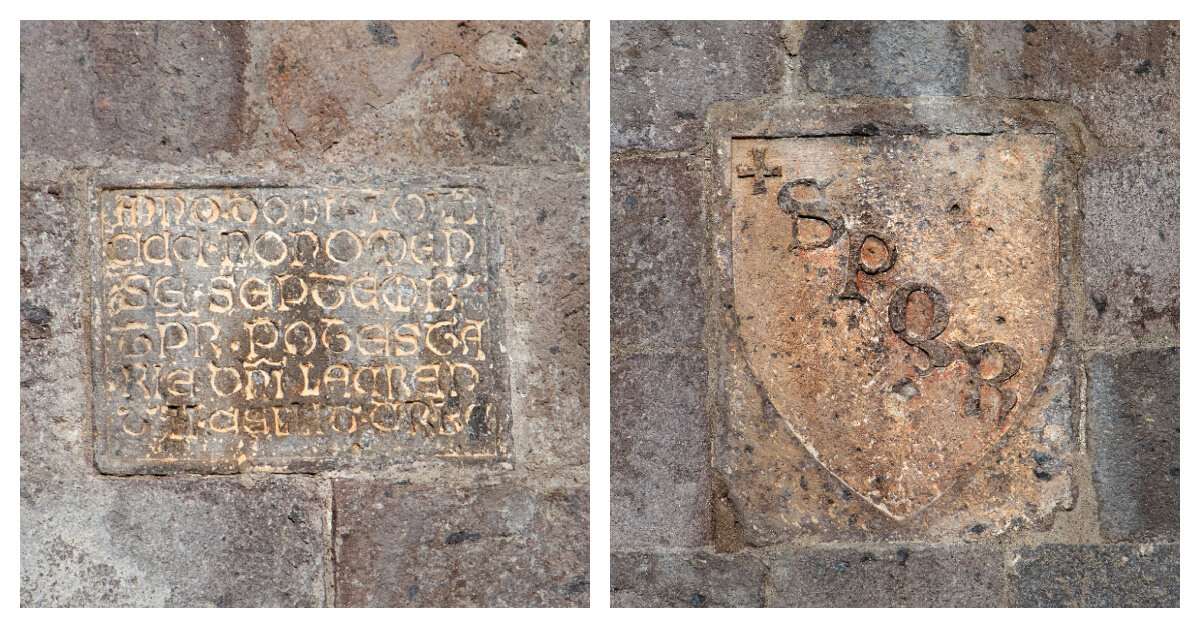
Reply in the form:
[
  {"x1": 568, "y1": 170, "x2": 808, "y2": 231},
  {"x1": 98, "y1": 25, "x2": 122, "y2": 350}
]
[{"x1": 736, "y1": 148, "x2": 782, "y2": 195}]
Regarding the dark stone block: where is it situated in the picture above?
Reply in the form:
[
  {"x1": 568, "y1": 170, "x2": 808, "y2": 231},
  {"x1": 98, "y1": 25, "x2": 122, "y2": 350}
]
[
  {"x1": 21, "y1": 476, "x2": 328, "y2": 607},
  {"x1": 611, "y1": 550, "x2": 766, "y2": 607},
  {"x1": 796, "y1": 21, "x2": 969, "y2": 97},
  {"x1": 493, "y1": 169, "x2": 590, "y2": 472},
  {"x1": 611, "y1": 157, "x2": 705, "y2": 351},
  {"x1": 1081, "y1": 153, "x2": 1179, "y2": 345},
  {"x1": 1088, "y1": 349, "x2": 1179, "y2": 540},
  {"x1": 972, "y1": 21, "x2": 1179, "y2": 150},
  {"x1": 1010, "y1": 543, "x2": 1179, "y2": 607},
  {"x1": 21, "y1": 21, "x2": 250, "y2": 162},
  {"x1": 260, "y1": 21, "x2": 589, "y2": 166},
  {"x1": 333, "y1": 481, "x2": 588, "y2": 607},
  {"x1": 611, "y1": 353, "x2": 711, "y2": 549},
  {"x1": 767, "y1": 545, "x2": 1005, "y2": 607},
  {"x1": 611, "y1": 21, "x2": 784, "y2": 151}
]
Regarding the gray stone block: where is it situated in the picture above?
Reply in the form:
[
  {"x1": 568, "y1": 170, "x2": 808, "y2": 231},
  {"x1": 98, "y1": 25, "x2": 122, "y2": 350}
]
[
  {"x1": 796, "y1": 21, "x2": 969, "y2": 97},
  {"x1": 1081, "y1": 153, "x2": 1179, "y2": 346},
  {"x1": 611, "y1": 353, "x2": 711, "y2": 549},
  {"x1": 254, "y1": 21, "x2": 588, "y2": 166},
  {"x1": 972, "y1": 21, "x2": 1179, "y2": 151},
  {"x1": 1087, "y1": 349, "x2": 1179, "y2": 541},
  {"x1": 1010, "y1": 543, "x2": 1179, "y2": 607},
  {"x1": 21, "y1": 21, "x2": 250, "y2": 163},
  {"x1": 333, "y1": 480, "x2": 588, "y2": 607},
  {"x1": 611, "y1": 550, "x2": 766, "y2": 607},
  {"x1": 21, "y1": 476, "x2": 328, "y2": 607},
  {"x1": 494, "y1": 169, "x2": 590, "y2": 475},
  {"x1": 611, "y1": 21, "x2": 783, "y2": 152},
  {"x1": 611, "y1": 157, "x2": 705, "y2": 352},
  {"x1": 767, "y1": 546, "x2": 1005, "y2": 607}
]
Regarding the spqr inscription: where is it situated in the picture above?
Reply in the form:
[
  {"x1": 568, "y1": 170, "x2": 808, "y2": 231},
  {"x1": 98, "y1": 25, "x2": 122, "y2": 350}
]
[
  {"x1": 92, "y1": 186, "x2": 506, "y2": 474},
  {"x1": 731, "y1": 135, "x2": 1059, "y2": 519}
]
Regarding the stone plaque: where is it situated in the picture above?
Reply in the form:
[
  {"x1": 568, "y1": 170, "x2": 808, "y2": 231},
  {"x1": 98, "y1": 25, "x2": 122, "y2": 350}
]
[
  {"x1": 91, "y1": 185, "x2": 508, "y2": 474},
  {"x1": 710, "y1": 101, "x2": 1079, "y2": 539}
]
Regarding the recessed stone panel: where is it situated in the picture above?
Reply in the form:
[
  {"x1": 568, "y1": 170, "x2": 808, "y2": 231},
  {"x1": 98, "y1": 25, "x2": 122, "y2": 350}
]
[
  {"x1": 91, "y1": 184, "x2": 508, "y2": 474},
  {"x1": 708, "y1": 100, "x2": 1080, "y2": 540}
]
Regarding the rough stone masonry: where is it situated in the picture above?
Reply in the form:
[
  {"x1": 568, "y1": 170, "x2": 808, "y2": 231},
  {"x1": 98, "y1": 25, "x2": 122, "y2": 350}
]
[
  {"x1": 22, "y1": 20, "x2": 589, "y2": 607},
  {"x1": 611, "y1": 20, "x2": 1177, "y2": 607}
]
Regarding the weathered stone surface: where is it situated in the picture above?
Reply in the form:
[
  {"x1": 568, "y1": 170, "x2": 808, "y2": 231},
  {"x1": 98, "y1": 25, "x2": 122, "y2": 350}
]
[
  {"x1": 1081, "y1": 153, "x2": 1179, "y2": 346},
  {"x1": 731, "y1": 133, "x2": 1059, "y2": 519},
  {"x1": 768, "y1": 545, "x2": 1004, "y2": 607},
  {"x1": 91, "y1": 185, "x2": 506, "y2": 474},
  {"x1": 1088, "y1": 349, "x2": 1179, "y2": 541},
  {"x1": 611, "y1": 157, "x2": 705, "y2": 351},
  {"x1": 25, "y1": 18, "x2": 589, "y2": 607},
  {"x1": 253, "y1": 21, "x2": 588, "y2": 166},
  {"x1": 795, "y1": 21, "x2": 969, "y2": 97},
  {"x1": 495, "y1": 169, "x2": 590, "y2": 475},
  {"x1": 611, "y1": 550, "x2": 766, "y2": 607},
  {"x1": 972, "y1": 21, "x2": 1179, "y2": 150},
  {"x1": 333, "y1": 481, "x2": 588, "y2": 607},
  {"x1": 611, "y1": 353, "x2": 711, "y2": 549},
  {"x1": 20, "y1": 21, "x2": 250, "y2": 163},
  {"x1": 708, "y1": 100, "x2": 1078, "y2": 543},
  {"x1": 21, "y1": 475, "x2": 328, "y2": 607},
  {"x1": 1010, "y1": 543, "x2": 1179, "y2": 607},
  {"x1": 22, "y1": 175, "x2": 97, "y2": 483},
  {"x1": 611, "y1": 21, "x2": 783, "y2": 152}
]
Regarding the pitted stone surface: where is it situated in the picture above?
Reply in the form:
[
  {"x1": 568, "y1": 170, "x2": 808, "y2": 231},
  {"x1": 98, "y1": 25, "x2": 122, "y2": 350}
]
[
  {"x1": 731, "y1": 134, "x2": 1058, "y2": 519},
  {"x1": 333, "y1": 481, "x2": 589, "y2": 607},
  {"x1": 767, "y1": 545, "x2": 1005, "y2": 607},
  {"x1": 1010, "y1": 543, "x2": 1179, "y2": 607},
  {"x1": 20, "y1": 21, "x2": 250, "y2": 162},
  {"x1": 709, "y1": 100, "x2": 1078, "y2": 541},
  {"x1": 795, "y1": 21, "x2": 969, "y2": 97},
  {"x1": 92, "y1": 185, "x2": 508, "y2": 473},
  {"x1": 1088, "y1": 349, "x2": 1180, "y2": 541},
  {"x1": 972, "y1": 21, "x2": 1179, "y2": 151}
]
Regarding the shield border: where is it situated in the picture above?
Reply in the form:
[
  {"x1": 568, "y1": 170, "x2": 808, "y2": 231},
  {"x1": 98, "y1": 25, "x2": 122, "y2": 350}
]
[{"x1": 704, "y1": 97, "x2": 1084, "y2": 540}]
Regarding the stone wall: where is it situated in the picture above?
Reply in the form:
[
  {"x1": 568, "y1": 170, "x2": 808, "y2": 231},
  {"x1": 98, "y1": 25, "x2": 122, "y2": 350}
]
[
  {"x1": 21, "y1": 20, "x2": 589, "y2": 607},
  {"x1": 611, "y1": 20, "x2": 1178, "y2": 607}
]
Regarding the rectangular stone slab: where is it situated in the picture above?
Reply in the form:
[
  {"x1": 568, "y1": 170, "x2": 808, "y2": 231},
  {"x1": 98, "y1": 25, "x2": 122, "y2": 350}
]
[{"x1": 90, "y1": 185, "x2": 508, "y2": 474}]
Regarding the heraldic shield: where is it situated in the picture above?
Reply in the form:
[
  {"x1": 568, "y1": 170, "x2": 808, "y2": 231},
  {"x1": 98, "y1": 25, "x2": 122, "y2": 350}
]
[{"x1": 730, "y1": 132, "x2": 1061, "y2": 521}]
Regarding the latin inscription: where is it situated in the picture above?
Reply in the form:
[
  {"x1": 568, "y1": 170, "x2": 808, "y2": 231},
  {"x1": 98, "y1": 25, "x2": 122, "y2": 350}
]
[{"x1": 92, "y1": 186, "x2": 506, "y2": 473}]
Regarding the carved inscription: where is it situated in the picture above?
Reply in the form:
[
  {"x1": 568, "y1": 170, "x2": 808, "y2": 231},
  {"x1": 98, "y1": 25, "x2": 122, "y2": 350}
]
[
  {"x1": 92, "y1": 186, "x2": 505, "y2": 473},
  {"x1": 730, "y1": 135, "x2": 1059, "y2": 519}
]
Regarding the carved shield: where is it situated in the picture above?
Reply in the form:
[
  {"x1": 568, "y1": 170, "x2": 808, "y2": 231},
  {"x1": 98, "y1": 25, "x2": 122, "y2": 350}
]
[{"x1": 730, "y1": 134, "x2": 1059, "y2": 520}]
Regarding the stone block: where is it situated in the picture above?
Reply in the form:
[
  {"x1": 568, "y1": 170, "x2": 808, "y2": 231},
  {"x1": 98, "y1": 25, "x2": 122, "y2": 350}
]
[
  {"x1": 1010, "y1": 543, "x2": 1179, "y2": 607},
  {"x1": 611, "y1": 21, "x2": 783, "y2": 151},
  {"x1": 795, "y1": 21, "x2": 970, "y2": 97},
  {"x1": 254, "y1": 21, "x2": 588, "y2": 166},
  {"x1": 611, "y1": 353, "x2": 711, "y2": 549},
  {"x1": 20, "y1": 21, "x2": 250, "y2": 162},
  {"x1": 610, "y1": 550, "x2": 766, "y2": 607},
  {"x1": 21, "y1": 476, "x2": 328, "y2": 607},
  {"x1": 611, "y1": 157, "x2": 705, "y2": 351},
  {"x1": 494, "y1": 168, "x2": 590, "y2": 474},
  {"x1": 332, "y1": 481, "x2": 588, "y2": 607},
  {"x1": 1087, "y1": 349, "x2": 1179, "y2": 541},
  {"x1": 767, "y1": 546, "x2": 1005, "y2": 607},
  {"x1": 972, "y1": 21, "x2": 1179, "y2": 150},
  {"x1": 21, "y1": 177, "x2": 92, "y2": 485},
  {"x1": 1081, "y1": 153, "x2": 1179, "y2": 345}
]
